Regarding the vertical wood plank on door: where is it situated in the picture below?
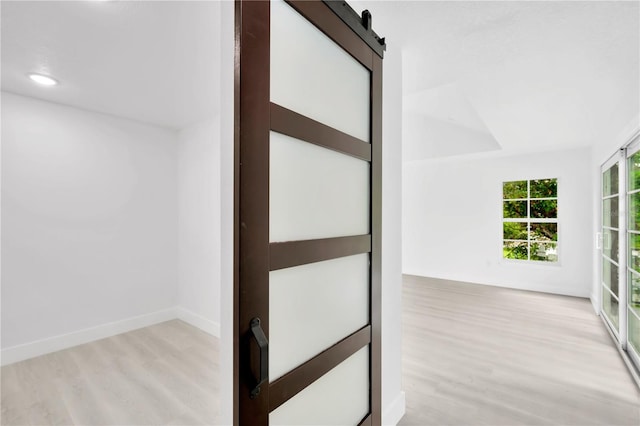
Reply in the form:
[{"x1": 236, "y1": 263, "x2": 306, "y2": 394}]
[
  {"x1": 370, "y1": 54, "x2": 383, "y2": 425},
  {"x1": 234, "y1": 1, "x2": 271, "y2": 424}
]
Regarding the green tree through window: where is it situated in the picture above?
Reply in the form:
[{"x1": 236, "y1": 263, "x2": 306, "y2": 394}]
[{"x1": 503, "y1": 178, "x2": 558, "y2": 262}]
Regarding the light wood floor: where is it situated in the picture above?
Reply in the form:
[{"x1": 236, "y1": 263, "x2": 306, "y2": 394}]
[
  {"x1": 3, "y1": 279, "x2": 640, "y2": 425},
  {"x1": 399, "y1": 275, "x2": 640, "y2": 426},
  {"x1": 1, "y1": 320, "x2": 219, "y2": 426}
]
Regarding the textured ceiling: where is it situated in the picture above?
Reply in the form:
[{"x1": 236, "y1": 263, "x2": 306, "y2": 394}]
[
  {"x1": 357, "y1": 0, "x2": 640, "y2": 160},
  {"x1": 1, "y1": 1, "x2": 220, "y2": 130}
]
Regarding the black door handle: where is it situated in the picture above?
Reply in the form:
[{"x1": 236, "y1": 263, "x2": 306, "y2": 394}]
[{"x1": 249, "y1": 317, "x2": 268, "y2": 399}]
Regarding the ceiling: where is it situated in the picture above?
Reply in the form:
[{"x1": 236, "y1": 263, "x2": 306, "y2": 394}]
[
  {"x1": 2, "y1": 1, "x2": 638, "y2": 159},
  {"x1": 358, "y1": 0, "x2": 640, "y2": 161},
  {"x1": 1, "y1": 1, "x2": 220, "y2": 130}
]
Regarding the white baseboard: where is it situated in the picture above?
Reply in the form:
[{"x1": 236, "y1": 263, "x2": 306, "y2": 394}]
[
  {"x1": 402, "y1": 271, "x2": 590, "y2": 299},
  {"x1": 383, "y1": 391, "x2": 406, "y2": 426},
  {"x1": 590, "y1": 291, "x2": 600, "y2": 315},
  {"x1": 175, "y1": 306, "x2": 220, "y2": 337},
  {"x1": 1, "y1": 308, "x2": 177, "y2": 366},
  {"x1": 1, "y1": 307, "x2": 222, "y2": 366}
]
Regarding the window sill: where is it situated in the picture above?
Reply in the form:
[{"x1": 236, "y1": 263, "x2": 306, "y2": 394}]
[{"x1": 499, "y1": 258, "x2": 562, "y2": 268}]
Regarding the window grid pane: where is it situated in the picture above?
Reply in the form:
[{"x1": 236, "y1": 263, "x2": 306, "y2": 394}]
[
  {"x1": 603, "y1": 164, "x2": 619, "y2": 197},
  {"x1": 628, "y1": 151, "x2": 640, "y2": 192},
  {"x1": 502, "y1": 178, "x2": 558, "y2": 262},
  {"x1": 503, "y1": 180, "x2": 527, "y2": 199}
]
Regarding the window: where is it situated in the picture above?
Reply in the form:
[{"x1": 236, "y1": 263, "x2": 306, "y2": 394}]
[{"x1": 503, "y1": 178, "x2": 558, "y2": 262}]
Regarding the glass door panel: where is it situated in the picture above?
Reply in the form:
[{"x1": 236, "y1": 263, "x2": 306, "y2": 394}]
[
  {"x1": 602, "y1": 160, "x2": 622, "y2": 337},
  {"x1": 269, "y1": 254, "x2": 369, "y2": 380},
  {"x1": 269, "y1": 131, "x2": 370, "y2": 242},
  {"x1": 627, "y1": 270, "x2": 640, "y2": 356},
  {"x1": 627, "y1": 148, "x2": 640, "y2": 366},
  {"x1": 270, "y1": 0, "x2": 370, "y2": 141},
  {"x1": 603, "y1": 228, "x2": 619, "y2": 262},
  {"x1": 600, "y1": 138, "x2": 640, "y2": 376},
  {"x1": 628, "y1": 308, "x2": 640, "y2": 355},
  {"x1": 269, "y1": 347, "x2": 369, "y2": 426},
  {"x1": 603, "y1": 283, "x2": 620, "y2": 329}
]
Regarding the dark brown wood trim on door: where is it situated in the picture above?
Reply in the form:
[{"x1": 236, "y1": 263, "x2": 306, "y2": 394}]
[
  {"x1": 370, "y1": 54, "x2": 383, "y2": 426},
  {"x1": 271, "y1": 103, "x2": 372, "y2": 161},
  {"x1": 322, "y1": 0, "x2": 386, "y2": 59},
  {"x1": 235, "y1": 1, "x2": 271, "y2": 425},
  {"x1": 270, "y1": 235, "x2": 371, "y2": 271},
  {"x1": 233, "y1": 0, "x2": 240, "y2": 423}
]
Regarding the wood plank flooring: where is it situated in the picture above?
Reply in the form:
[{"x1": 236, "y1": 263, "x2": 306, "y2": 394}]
[
  {"x1": 3, "y1": 278, "x2": 639, "y2": 425},
  {"x1": 1, "y1": 320, "x2": 219, "y2": 426},
  {"x1": 399, "y1": 275, "x2": 640, "y2": 426}
]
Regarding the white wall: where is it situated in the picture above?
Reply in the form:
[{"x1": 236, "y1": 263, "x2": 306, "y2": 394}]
[
  {"x1": 177, "y1": 117, "x2": 221, "y2": 335},
  {"x1": 219, "y1": 1, "x2": 235, "y2": 423},
  {"x1": 1, "y1": 92, "x2": 178, "y2": 350},
  {"x1": 403, "y1": 147, "x2": 593, "y2": 298},
  {"x1": 380, "y1": 44, "x2": 406, "y2": 426}
]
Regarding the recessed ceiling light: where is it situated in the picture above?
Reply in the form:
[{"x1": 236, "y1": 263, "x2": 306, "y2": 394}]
[{"x1": 28, "y1": 73, "x2": 58, "y2": 86}]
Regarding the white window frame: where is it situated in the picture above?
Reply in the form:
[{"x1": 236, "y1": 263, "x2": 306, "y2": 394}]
[{"x1": 502, "y1": 178, "x2": 559, "y2": 263}]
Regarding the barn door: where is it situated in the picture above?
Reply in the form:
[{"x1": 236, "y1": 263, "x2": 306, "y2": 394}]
[{"x1": 234, "y1": 0, "x2": 385, "y2": 424}]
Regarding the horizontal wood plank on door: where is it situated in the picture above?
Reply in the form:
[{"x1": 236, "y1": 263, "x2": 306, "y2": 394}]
[
  {"x1": 321, "y1": 1, "x2": 385, "y2": 59},
  {"x1": 268, "y1": 325, "x2": 371, "y2": 411},
  {"x1": 269, "y1": 235, "x2": 371, "y2": 271},
  {"x1": 285, "y1": 0, "x2": 374, "y2": 70},
  {"x1": 270, "y1": 103, "x2": 371, "y2": 161}
]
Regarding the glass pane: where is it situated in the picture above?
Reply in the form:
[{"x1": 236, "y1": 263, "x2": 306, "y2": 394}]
[
  {"x1": 530, "y1": 223, "x2": 558, "y2": 242},
  {"x1": 271, "y1": 0, "x2": 370, "y2": 141},
  {"x1": 603, "y1": 228, "x2": 619, "y2": 263},
  {"x1": 629, "y1": 309, "x2": 640, "y2": 355},
  {"x1": 629, "y1": 151, "x2": 640, "y2": 192},
  {"x1": 503, "y1": 201, "x2": 527, "y2": 218},
  {"x1": 503, "y1": 241, "x2": 528, "y2": 260},
  {"x1": 630, "y1": 233, "x2": 640, "y2": 272},
  {"x1": 629, "y1": 193, "x2": 640, "y2": 231},
  {"x1": 603, "y1": 259, "x2": 619, "y2": 296},
  {"x1": 602, "y1": 288, "x2": 620, "y2": 329},
  {"x1": 270, "y1": 131, "x2": 369, "y2": 242},
  {"x1": 269, "y1": 254, "x2": 369, "y2": 380},
  {"x1": 629, "y1": 272, "x2": 640, "y2": 315},
  {"x1": 530, "y1": 178, "x2": 557, "y2": 198},
  {"x1": 503, "y1": 222, "x2": 527, "y2": 240},
  {"x1": 269, "y1": 346, "x2": 369, "y2": 425},
  {"x1": 503, "y1": 180, "x2": 527, "y2": 199},
  {"x1": 530, "y1": 200, "x2": 557, "y2": 219},
  {"x1": 603, "y1": 164, "x2": 619, "y2": 196},
  {"x1": 530, "y1": 242, "x2": 558, "y2": 262},
  {"x1": 603, "y1": 196, "x2": 619, "y2": 229}
]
